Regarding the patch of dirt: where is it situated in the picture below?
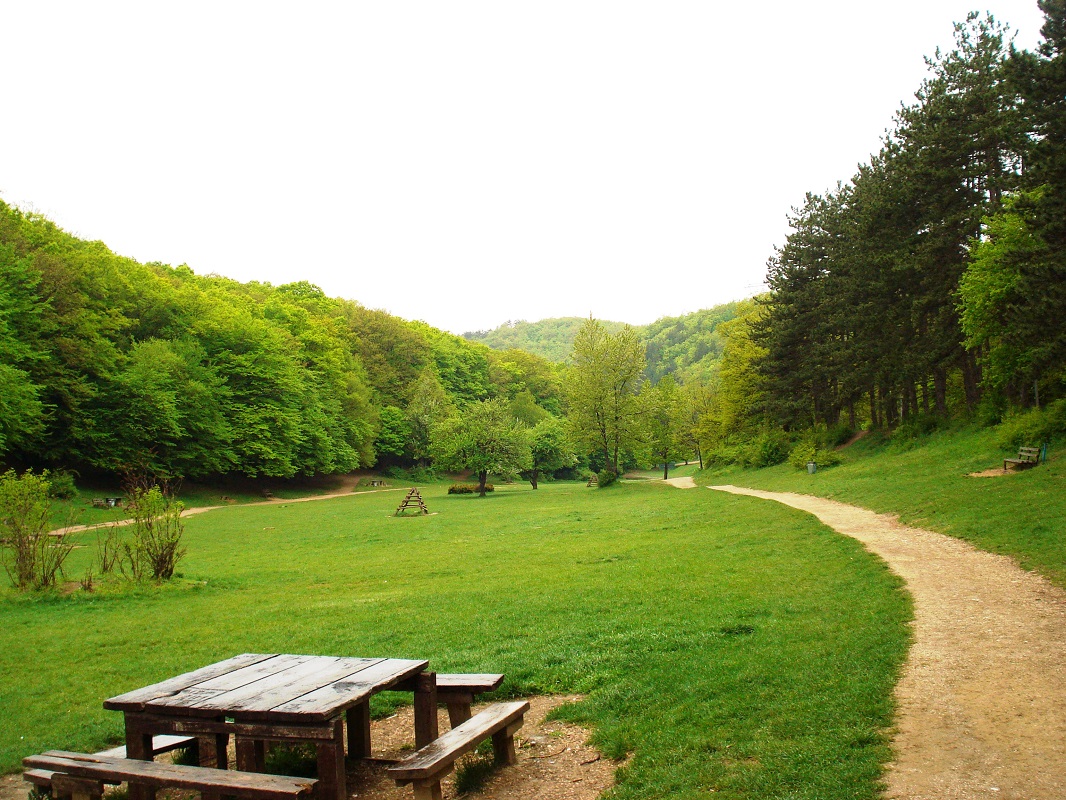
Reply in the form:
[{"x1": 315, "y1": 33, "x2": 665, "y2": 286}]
[
  {"x1": 710, "y1": 484, "x2": 1066, "y2": 800},
  {"x1": 1, "y1": 696, "x2": 616, "y2": 800},
  {"x1": 967, "y1": 468, "x2": 1013, "y2": 478},
  {"x1": 350, "y1": 695, "x2": 615, "y2": 800},
  {"x1": 662, "y1": 476, "x2": 697, "y2": 489},
  {"x1": 835, "y1": 429, "x2": 870, "y2": 449}
]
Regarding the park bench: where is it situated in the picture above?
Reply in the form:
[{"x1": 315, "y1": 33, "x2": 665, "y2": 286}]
[
  {"x1": 387, "y1": 700, "x2": 528, "y2": 800},
  {"x1": 1004, "y1": 446, "x2": 1041, "y2": 471},
  {"x1": 435, "y1": 673, "x2": 504, "y2": 727},
  {"x1": 24, "y1": 735, "x2": 197, "y2": 794},
  {"x1": 23, "y1": 751, "x2": 315, "y2": 800}
]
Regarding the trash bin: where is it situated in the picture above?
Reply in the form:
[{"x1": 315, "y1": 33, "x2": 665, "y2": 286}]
[{"x1": 807, "y1": 461, "x2": 817, "y2": 474}]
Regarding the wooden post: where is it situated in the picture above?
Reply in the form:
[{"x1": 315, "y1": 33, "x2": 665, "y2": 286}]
[
  {"x1": 315, "y1": 718, "x2": 346, "y2": 800},
  {"x1": 346, "y1": 700, "x2": 372, "y2": 758},
  {"x1": 123, "y1": 714, "x2": 156, "y2": 800},
  {"x1": 413, "y1": 671, "x2": 439, "y2": 748}
]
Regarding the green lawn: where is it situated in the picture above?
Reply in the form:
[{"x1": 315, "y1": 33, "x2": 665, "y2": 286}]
[
  {"x1": 700, "y1": 426, "x2": 1066, "y2": 589},
  {"x1": 2, "y1": 480, "x2": 910, "y2": 799}
]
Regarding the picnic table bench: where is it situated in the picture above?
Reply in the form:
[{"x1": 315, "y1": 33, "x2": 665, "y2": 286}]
[
  {"x1": 90, "y1": 498, "x2": 122, "y2": 509},
  {"x1": 1004, "y1": 446, "x2": 1041, "y2": 471},
  {"x1": 388, "y1": 700, "x2": 528, "y2": 800},
  {"x1": 24, "y1": 751, "x2": 315, "y2": 800}
]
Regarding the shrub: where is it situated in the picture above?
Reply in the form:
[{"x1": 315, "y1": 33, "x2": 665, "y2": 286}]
[
  {"x1": 996, "y1": 399, "x2": 1066, "y2": 450},
  {"x1": 739, "y1": 430, "x2": 790, "y2": 468},
  {"x1": 43, "y1": 469, "x2": 79, "y2": 500},
  {"x1": 596, "y1": 469, "x2": 618, "y2": 487},
  {"x1": 122, "y1": 485, "x2": 187, "y2": 581},
  {"x1": 448, "y1": 483, "x2": 494, "y2": 494},
  {"x1": 0, "y1": 470, "x2": 74, "y2": 590},
  {"x1": 788, "y1": 441, "x2": 842, "y2": 471}
]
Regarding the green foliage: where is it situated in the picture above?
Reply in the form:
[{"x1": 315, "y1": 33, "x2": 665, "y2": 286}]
[
  {"x1": 263, "y1": 743, "x2": 317, "y2": 778},
  {"x1": 448, "y1": 483, "x2": 495, "y2": 494},
  {"x1": 788, "y1": 441, "x2": 842, "y2": 471},
  {"x1": 0, "y1": 470, "x2": 73, "y2": 589},
  {"x1": 431, "y1": 398, "x2": 532, "y2": 495},
  {"x1": 995, "y1": 399, "x2": 1066, "y2": 449},
  {"x1": 121, "y1": 484, "x2": 187, "y2": 581},
  {"x1": 464, "y1": 317, "x2": 627, "y2": 362},
  {"x1": 43, "y1": 469, "x2": 79, "y2": 500},
  {"x1": 640, "y1": 303, "x2": 740, "y2": 383},
  {"x1": 523, "y1": 417, "x2": 577, "y2": 489},
  {"x1": 596, "y1": 468, "x2": 618, "y2": 487},
  {"x1": 566, "y1": 318, "x2": 646, "y2": 474}
]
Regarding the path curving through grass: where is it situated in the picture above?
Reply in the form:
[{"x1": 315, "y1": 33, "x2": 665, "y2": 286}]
[{"x1": 708, "y1": 485, "x2": 1066, "y2": 800}]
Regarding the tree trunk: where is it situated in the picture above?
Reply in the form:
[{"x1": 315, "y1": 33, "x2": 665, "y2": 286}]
[
  {"x1": 663, "y1": 462, "x2": 669, "y2": 480},
  {"x1": 477, "y1": 470, "x2": 488, "y2": 497},
  {"x1": 528, "y1": 470, "x2": 539, "y2": 490},
  {"x1": 961, "y1": 351, "x2": 981, "y2": 411},
  {"x1": 933, "y1": 366, "x2": 948, "y2": 417}
]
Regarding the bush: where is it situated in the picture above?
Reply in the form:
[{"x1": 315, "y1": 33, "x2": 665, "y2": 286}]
[
  {"x1": 788, "y1": 441, "x2": 842, "y2": 471},
  {"x1": 448, "y1": 483, "x2": 494, "y2": 494},
  {"x1": 996, "y1": 399, "x2": 1066, "y2": 450},
  {"x1": 43, "y1": 469, "x2": 79, "y2": 500},
  {"x1": 596, "y1": 469, "x2": 618, "y2": 487},
  {"x1": 122, "y1": 484, "x2": 187, "y2": 581},
  {"x1": 739, "y1": 430, "x2": 790, "y2": 468},
  {"x1": 0, "y1": 470, "x2": 74, "y2": 590}
]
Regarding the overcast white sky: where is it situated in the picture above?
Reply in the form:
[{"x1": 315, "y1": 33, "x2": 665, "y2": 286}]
[{"x1": 0, "y1": 1, "x2": 1049, "y2": 334}]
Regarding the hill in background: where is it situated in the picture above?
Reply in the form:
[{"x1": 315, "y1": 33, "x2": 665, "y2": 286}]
[{"x1": 464, "y1": 302, "x2": 742, "y2": 384}]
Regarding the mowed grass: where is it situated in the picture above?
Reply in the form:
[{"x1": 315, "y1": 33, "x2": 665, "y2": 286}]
[
  {"x1": 2, "y1": 480, "x2": 910, "y2": 799},
  {"x1": 702, "y1": 425, "x2": 1066, "y2": 589}
]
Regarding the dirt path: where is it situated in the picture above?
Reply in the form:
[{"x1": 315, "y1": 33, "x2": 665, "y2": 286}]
[
  {"x1": 708, "y1": 485, "x2": 1066, "y2": 800},
  {"x1": 54, "y1": 486, "x2": 405, "y2": 536}
]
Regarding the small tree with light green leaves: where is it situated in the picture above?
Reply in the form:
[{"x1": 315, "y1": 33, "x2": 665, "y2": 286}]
[{"x1": 0, "y1": 470, "x2": 73, "y2": 590}]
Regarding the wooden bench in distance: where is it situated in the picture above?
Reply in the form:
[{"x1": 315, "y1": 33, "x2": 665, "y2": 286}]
[
  {"x1": 435, "y1": 673, "x2": 504, "y2": 727},
  {"x1": 23, "y1": 751, "x2": 315, "y2": 800},
  {"x1": 24, "y1": 735, "x2": 197, "y2": 793},
  {"x1": 387, "y1": 700, "x2": 528, "y2": 800},
  {"x1": 1005, "y1": 446, "x2": 1041, "y2": 471}
]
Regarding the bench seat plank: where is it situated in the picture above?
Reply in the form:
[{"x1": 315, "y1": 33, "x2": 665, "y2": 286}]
[
  {"x1": 24, "y1": 752, "x2": 315, "y2": 800},
  {"x1": 435, "y1": 674, "x2": 504, "y2": 694},
  {"x1": 387, "y1": 701, "x2": 528, "y2": 782},
  {"x1": 94, "y1": 734, "x2": 196, "y2": 759}
]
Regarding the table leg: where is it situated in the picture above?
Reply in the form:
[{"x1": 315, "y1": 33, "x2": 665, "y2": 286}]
[
  {"x1": 121, "y1": 714, "x2": 156, "y2": 800},
  {"x1": 413, "y1": 671, "x2": 439, "y2": 748},
  {"x1": 200, "y1": 731, "x2": 229, "y2": 800},
  {"x1": 315, "y1": 718, "x2": 346, "y2": 800},
  {"x1": 235, "y1": 737, "x2": 266, "y2": 771},
  {"x1": 346, "y1": 700, "x2": 371, "y2": 758}
]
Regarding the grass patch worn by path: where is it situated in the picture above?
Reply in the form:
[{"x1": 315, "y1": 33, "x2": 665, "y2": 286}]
[
  {"x1": 700, "y1": 425, "x2": 1066, "y2": 589},
  {"x1": 1, "y1": 481, "x2": 910, "y2": 799},
  {"x1": 710, "y1": 485, "x2": 1066, "y2": 800}
]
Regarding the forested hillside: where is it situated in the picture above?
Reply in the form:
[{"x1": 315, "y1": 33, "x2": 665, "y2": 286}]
[
  {"x1": 464, "y1": 303, "x2": 740, "y2": 385},
  {"x1": 0, "y1": 201, "x2": 562, "y2": 480},
  {"x1": 464, "y1": 317, "x2": 627, "y2": 362},
  {"x1": 3, "y1": 4, "x2": 1065, "y2": 485}
]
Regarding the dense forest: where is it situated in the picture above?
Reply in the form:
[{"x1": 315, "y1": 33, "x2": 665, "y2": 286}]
[
  {"x1": 0, "y1": 201, "x2": 564, "y2": 480},
  {"x1": 3, "y1": 3, "x2": 1065, "y2": 484}
]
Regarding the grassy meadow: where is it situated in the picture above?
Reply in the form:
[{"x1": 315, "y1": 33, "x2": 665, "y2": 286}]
[
  {"x1": 2, "y1": 479, "x2": 910, "y2": 799},
  {"x1": 701, "y1": 425, "x2": 1066, "y2": 589}
]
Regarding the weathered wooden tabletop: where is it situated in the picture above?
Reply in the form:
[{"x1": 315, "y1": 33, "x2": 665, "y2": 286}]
[{"x1": 104, "y1": 653, "x2": 429, "y2": 722}]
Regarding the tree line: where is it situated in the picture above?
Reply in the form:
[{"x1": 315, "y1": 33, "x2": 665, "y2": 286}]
[
  {"x1": 0, "y1": 201, "x2": 565, "y2": 482},
  {"x1": 751, "y1": 5, "x2": 1066, "y2": 437}
]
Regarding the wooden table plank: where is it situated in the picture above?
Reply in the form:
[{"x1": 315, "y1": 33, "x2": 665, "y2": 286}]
[
  {"x1": 104, "y1": 655, "x2": 277, "y2": 711},
  {"x1": 143, "y1": 655, "x2": 315, "y2": 715},
  {"x1": 160, "y1": 658, "x2": 384, "y2": 716},
  {"x1": 254, "y1": 659, "x2": 428, "y2": 721}
]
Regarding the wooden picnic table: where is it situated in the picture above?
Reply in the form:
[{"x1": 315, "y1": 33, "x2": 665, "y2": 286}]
[{"x1": 104, "y1": 653, "x2": 438, "y2": 800}]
